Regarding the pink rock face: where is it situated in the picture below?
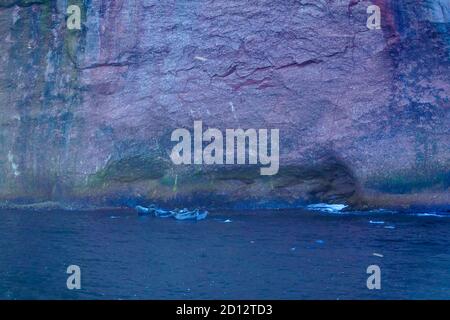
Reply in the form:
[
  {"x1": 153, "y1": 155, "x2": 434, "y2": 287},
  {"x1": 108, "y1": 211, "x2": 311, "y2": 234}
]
[{"x1": 0, "y1": 0, "x2": 448, "y2": 210}]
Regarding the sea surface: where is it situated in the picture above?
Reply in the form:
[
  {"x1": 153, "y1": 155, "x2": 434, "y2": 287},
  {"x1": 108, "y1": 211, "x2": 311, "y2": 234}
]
[{"x1": 1, "y1": 208, "x2": 450, "y2": 299}]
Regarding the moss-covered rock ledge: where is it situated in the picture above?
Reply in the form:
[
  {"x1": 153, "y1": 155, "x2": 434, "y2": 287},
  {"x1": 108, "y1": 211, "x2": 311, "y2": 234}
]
[{"x1": 1, "y1": 155, "x2": 448, "y2": 212}]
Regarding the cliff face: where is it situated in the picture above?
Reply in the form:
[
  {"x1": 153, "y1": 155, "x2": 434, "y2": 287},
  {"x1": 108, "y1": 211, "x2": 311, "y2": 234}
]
[{"x1": 0, "y1": 0, "x2": 449, "y2": 210}]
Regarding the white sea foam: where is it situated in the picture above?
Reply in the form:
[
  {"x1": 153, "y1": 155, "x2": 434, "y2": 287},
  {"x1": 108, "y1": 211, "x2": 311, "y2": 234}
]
[
  {"x1": 415, "y1": 213, "x2": 445, "y2": 218},
  {"x1": 373, "y1": 253, "x2": 384, "y2": 257},
  {"x1": 307, "y1": 203, "x2": 348, "y2": 213}
]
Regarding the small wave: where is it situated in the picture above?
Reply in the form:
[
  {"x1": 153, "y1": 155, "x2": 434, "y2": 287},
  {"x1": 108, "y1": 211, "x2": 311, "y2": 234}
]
[
  {"x1": 414, "y1": 213, "x2": 445, "y2": 218},
  {"x1": 373, "y1": 253, "x2": 384, "y2": 257},
  {"x1": 369, "y1": 220, "x2": 385, "y2": 224},
  {"x1": 307, "y1": 203, "x2": 348, "y2": 213},
  {"x1": 213, "y1": 218, "x2": 232, "y2": 223}
]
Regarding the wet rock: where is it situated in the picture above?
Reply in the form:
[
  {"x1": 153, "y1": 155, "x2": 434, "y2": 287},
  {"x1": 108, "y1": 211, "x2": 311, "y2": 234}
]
[{"x1": 0, "y1": 1, "x2": 448, "y2": 210}]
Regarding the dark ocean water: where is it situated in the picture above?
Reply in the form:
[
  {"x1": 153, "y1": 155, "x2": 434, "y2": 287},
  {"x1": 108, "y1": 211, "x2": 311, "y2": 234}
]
[{"x1": 1, "y1": 208, "x2": 450, "y2": 300}]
